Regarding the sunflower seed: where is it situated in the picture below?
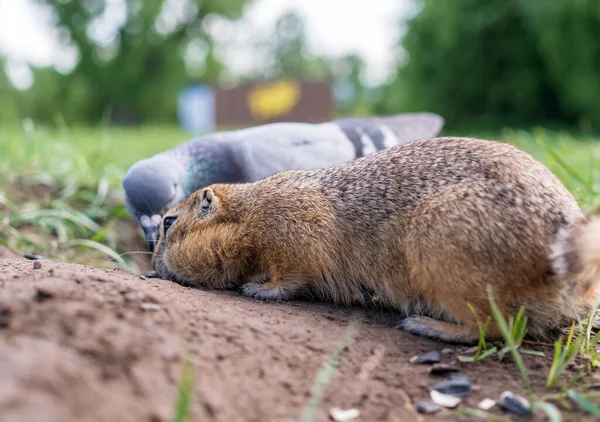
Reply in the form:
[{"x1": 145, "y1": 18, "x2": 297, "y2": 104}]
[
  {"x1": 430, "y1": 390, "x2": 462, "y2": 408},
  {"x1": 498, "y1": 391, "x2": 531, "y2": 416},
  {"x1": 430, "y1": 377, "x2": 471, "y2": 398},
  {"x1": 478, "y1": 398, "x2": 496, "y2": 410},
  {"x1": 329, "y1": 407, "x2": 359, "y2": 421},
  {"x1": 429, "y1": 364, "x2": 460, "y2": 376},
  {"x1": 410, "y1": 351, "x2": 441, "y2": 364}
]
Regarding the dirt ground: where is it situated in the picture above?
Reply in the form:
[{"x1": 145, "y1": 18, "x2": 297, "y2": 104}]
[{"x1": 0, "y1": 257, "x2": 596, "y2": 422}]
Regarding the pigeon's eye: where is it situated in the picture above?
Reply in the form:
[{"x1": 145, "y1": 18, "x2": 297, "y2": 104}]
[{"x1": 163, "y1": 215, "x2": 177, "y2": 236}]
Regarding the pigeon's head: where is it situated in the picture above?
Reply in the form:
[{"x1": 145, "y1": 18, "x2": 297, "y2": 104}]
[{"x1": 123, "y1": 155, "x2": 186, "y2": 251}]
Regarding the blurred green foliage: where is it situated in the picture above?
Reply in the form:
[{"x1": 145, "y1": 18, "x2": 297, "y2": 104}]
[
  {"x1": 3, "y1": 0, "x2": 600, "y2": 130},
  {"x1": 271, "y1": 11, "x2": 329, "y2": 79},
  {"x1": 18, "y1": 0, "x2": 249, "y2": 124},
  {"x1": 378, "y1": 0, "x2": 600, "y2": 130}
]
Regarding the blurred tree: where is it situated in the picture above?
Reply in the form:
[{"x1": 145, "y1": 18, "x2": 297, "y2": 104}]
[
  {"x1": 266, "y1": 13, "x2": 377, "y2": 116},
  {"x1": 331, "y1": 54, "x2": 370, "y2": 115},
  {"x1": 270, "y1": 11, "x2": 329, "y2": 79},
  {"x1": 378, "y1": 0, "x2": 565, "y2": 129},
  {"x1": 30, "y1": 0, "x2": 249, "y2": 123},
  {"x1": 517, "y1": 0, "x2": 600, "y2": 127},
  {"x1": 0, "y1": 60, "x2": 21, "y2": 122}
]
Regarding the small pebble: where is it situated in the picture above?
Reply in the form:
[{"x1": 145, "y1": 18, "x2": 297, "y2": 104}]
[
  {"x1": 329, "y1": 407, "x2": 359, "y2": 421},
  {"x1": 498, "y1": 391, "x2": 531, "y2": 416},
  {"x1": 416, "y1": 401, "x2": 441, "y2": 414},
  {"x1": 24, "y1": 253, "x2": 42, "y2": 260},
  {"x1": 140, "y1": 303, "x2": 161, "y2": 312},
  {"x1": 478, "y1": 398, "x2": 496, "y2": 410},
  {"x1": 430, "y1": 390, "x2": 461, "y2": 408},
  {"x1": 429, "y1": 364, "x2": 460, "y2": 376},
  {"x1": 33, "y1": 261, "x2": 42, "y2": 270},
  {"x1": 431, "y1": 377, "x2": 471, "y2": 398},
  {"x1": 35, "y1": 288, "x2": 53, "y2": 302},
  {"x1": 410, "y1": 351, "x2": 441, "y2": 364},
  {"x1": 441, "y1": 348, "x2": 454, "y2": 355}
]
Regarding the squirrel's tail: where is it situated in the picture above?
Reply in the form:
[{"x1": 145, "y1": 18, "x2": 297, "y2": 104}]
[{"x1": 549, "y1": 217, "x2": 600, "y2": 316}]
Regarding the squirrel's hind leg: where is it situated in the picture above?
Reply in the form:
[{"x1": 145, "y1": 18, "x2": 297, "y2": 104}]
[{"x1": 397, "y1": 316, "x2": 499, "y2": 344}]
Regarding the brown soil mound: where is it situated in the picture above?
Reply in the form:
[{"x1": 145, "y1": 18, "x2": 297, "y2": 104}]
[{"x1": 0, "y1": 258, "x2": 576, "y2": 421}]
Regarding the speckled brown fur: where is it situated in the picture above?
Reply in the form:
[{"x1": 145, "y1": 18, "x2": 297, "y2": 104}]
[{"x1": 152, "y1": 137, "x2": 600, "y2": 344}]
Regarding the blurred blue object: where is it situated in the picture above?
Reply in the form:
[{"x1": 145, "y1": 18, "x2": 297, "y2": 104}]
[{"x1": 178, "y1": 85, "x2": 215, "y2": 134}]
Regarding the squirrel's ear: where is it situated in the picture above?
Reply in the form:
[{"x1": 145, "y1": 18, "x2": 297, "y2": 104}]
[{"x1": 200, "y1": 188, "x2": 214, "y2": 212}]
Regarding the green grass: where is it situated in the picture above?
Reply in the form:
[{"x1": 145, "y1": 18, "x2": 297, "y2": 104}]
[
  {"x1": 299, "y1": 318, "x2": 360, "y2": 422},
  {"x1": 567, "y1": 390, "x2": 600, "y2": 418},
  {"x1": 172, "y1": 358, "x2": 195, "y2": 422},
  {"x1": 455, "y1": 288, "x2": 599, "y2": 420},
  {"x1": 0, "y1": 119, "x2": 192, "y2": 270},
  {"x1": 487, "y1": 286, "x2": 532, "y2": 395},
  {"x1": 547, "y1": 323, "x2": 585, "y2": 388},
  {"x1": 458, "y1": 303, "x2": 496, "y2": 362},
  {"x1": 502, "y1": 127, "x2": 600, "y2": 209},
  {"x1": 470, "y1": 289, "x2": 600, "y2": 420},
  {"x1": 0, "y1": 119, "x2": 190, "y2": 173}
]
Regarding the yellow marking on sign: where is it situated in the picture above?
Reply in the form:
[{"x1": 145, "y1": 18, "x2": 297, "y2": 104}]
[{"x1": 247, "y1": 79, "x2": 301, "y2": 121}]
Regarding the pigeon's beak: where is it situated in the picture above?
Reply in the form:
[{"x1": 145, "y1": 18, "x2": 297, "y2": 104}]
[{"x1": 143, "y1": 226, "x2": 159, "y2": 252}]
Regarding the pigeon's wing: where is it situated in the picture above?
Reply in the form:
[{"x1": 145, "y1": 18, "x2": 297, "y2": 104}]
[
  {"x1": 367, "y1": 112, "x2": 445, "y2": 145},
  {"x1": 162, "y1": 113, "x2": 444, "y2": 183},
  {"x1": 335, "y1": 112, "x2": 445, "y2": 153},
  {"x1": 229, "y1": 122, "x2": 356, "y2": 182}
]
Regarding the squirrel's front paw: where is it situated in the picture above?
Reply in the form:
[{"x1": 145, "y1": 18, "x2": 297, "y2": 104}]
[
  {"x1": 241, "y1": 275, "x2": 302, "y2": 301},
  {"x1": 242, "y1": 281, "x2": 287, "y2": 300}
]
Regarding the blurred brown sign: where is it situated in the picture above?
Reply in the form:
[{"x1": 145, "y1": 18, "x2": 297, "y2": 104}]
[{"x1": 214, "y1": 79, "x2": 332, "y2": 127}]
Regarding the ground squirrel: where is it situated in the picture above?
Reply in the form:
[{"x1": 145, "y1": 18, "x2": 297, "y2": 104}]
[{"x1": 151, "y1": 137, "x2": 600, "y2": 343}]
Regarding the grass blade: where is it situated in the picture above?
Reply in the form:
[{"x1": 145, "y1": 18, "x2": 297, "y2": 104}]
[
  {"x1": 521, "y1": 349, "x2": 545, "y2": 357},
  {"x1": 478, "y1": 346, "x2": 498, "y2": 360},
  {"x1": 532, "y1": 401, "x2": 563, "y2": 422},
  {"x1": 582, "y1": 310, "x2": 595, "y2": 354},
  {"x1": 449, "y1": 408, "x2": 508, "y2": 421},
  {"x1": 91, "y1": 219, "x2": 117, "y2": 243},
  {"x1": 63, "y1": 239, "x2": 132, "y2": 271},
  {"x1": 547, "y1": 323, "x2": 585, "y2": 388},
  {"x1": 567, "y1": 390, "x2": 600, "y2": 418},
  {"x1": 590, "y1": 330, "x2": 600, "y2": 348},
  {"x1": 547, "y1": 337, "x2": 564, "y2": 388},
  {"x1": 537, "y1": 137, "x2": 596, "y2": 195},
  {"x1": 172, "y1": 358, "x2": 195, "y2": 422},
  {"x1": 19, "y1": 209, "x2": 101, "y2": 233},
  {"x1": 299, "y1": 317, "x2": 360, "y2": 422},
  {"x1": 487, "y1": 286, "x2": 531, "y2": 393},
  {"x1": 466, "y1": 302, "x2": 492, "y2": 360}
]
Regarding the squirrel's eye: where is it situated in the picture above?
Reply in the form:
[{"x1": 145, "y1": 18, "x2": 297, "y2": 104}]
[{"x1": 163, "y1": 215, "x2": 177, "y2": 236}]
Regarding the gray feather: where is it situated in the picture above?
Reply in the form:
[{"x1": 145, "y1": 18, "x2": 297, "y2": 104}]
[{"x1": 360, "y1": 112, "x2": 445, "y2": 145}]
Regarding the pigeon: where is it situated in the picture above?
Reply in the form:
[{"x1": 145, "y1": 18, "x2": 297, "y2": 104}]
[{"x1": 123, "y1": 112, "x2": 444, "y2": 250}]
